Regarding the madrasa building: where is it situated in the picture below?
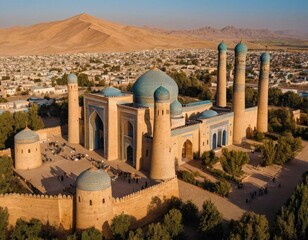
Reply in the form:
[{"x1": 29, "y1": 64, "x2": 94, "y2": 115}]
[{"x1": 68, "y1": 41, "x2": 270, "y2": 180}]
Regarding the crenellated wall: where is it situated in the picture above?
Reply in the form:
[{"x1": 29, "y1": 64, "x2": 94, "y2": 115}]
[
  {"x1": 112, "y1": 177, "x2": 179, "y2": 227},
  {"x1": 0, "y1": 193, "x2": 73, "y2": 230}
]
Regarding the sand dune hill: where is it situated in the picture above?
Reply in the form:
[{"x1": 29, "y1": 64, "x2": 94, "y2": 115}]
[{"x1": 0, "y1": 13, "x2": 266, "y2": 56}]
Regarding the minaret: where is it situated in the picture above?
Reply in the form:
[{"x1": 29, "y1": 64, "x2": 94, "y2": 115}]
[
  {"x1": 150, "y1": 86, "x2": 175, "y2": 180},
  {"x1": 257, "y1": 52, "x2": 270, "y2": 133},
  {"x1": 232, "y1": 42, "x2": 248, "y2": 144},
  {"x1": 216, "y1": 41, "x2": 227, "y2": 107},
  {"x1": 67, "y1": 73, "x2": 80, "y2": 144}
]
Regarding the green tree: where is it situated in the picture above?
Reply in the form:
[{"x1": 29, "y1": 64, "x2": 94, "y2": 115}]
[
  {"x1": 28, "y1": 104, "x2": 44, "y2": 130},
  {"x1": 0, "y1": 98, "x2": 8, "y2": 103},
  {"x1": 146, "y1": 223, "x2": 170, "y2": 240},
  {"x1": 11, "y1": 218, "x2": 42, "y2": 240},
  {"x1": 81, "y1": 227, "x2": 102, "y2": 240},
  {"x1": 281, "y1": 91, "x2": 302, "y2": 109},
  {"x1": 229, "y1": 212, "x2": 270, "y2": 240},
  {"x1": 0, "y1": 111, "x2": 14, "y2": 149},
  {"x1": 214, "y1": 179, "x2": 231, "y2": 197},
  {"x1": 127, "y1": 228, "x2": 144, "y2": 240},
  {"x1": 111, "y1": 213, "x2": 133, "y2": 240},
  {"x1": 13, "y1": 111, "x2": 28, "y2": 132},
  {"x1": 163, "y1": 209, "x2": 183, "y2": 238},
  {"x1": 199, "y1": 200, "x2": 223, "y2": 239},
  {"x1": 220, "y1": 148, "x2": 249, "y2": 177},
  {"x1": 245, "y1": 87, "x2": 258, "y2": 107},
  {"x1": 268, "y1": 88, "x2": 282, "y2": 106},
  {"x1": 181, "y1": 200, "x2": 199, "y2": 225},
  {"x1": 261, "y1": 140, "x2": 277, "y2": 166},
  {"x1": 201, "y1": 150, "x2": 218, "y2": 168},
  {"x1": 0, "y1": 207, "x2": 8, "y2": 240}
]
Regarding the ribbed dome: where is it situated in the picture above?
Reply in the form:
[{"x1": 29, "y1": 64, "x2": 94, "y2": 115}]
[
  {"x1": 15, "y1": 127, "x2": 39, "y2": 144},
  {"x1": 100, "y1": 86, "x2": 122, "y2": 97},
  {"x1": 218, "y1": 41, "x2": 227, "y2": 51},
  {"x1": 132, "y1": 68, "x2": 179, "y2": 107},
  {"x1": 154, "y1": 86, "x2": 170, "y2": 102},
  {"x1": 198, "y1": 110, "x2": 218, "y2": 119},
  {"x1": 67, "y1": 73, "x2": 78, "y2": 84},
  {"x1": 235, "y1": 42, "x2": 248, "y2": 54},
  {"x1": 170, "y1": 99, "x2": 183, "y2": 116},
  {"x1": 260, "y1": 52, "x2": 270, "y2": 63},
  {"x1": 76, "y1": 169, "x2": 111, "y2": 191}
]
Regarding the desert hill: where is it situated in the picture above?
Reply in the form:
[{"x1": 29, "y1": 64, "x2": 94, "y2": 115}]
[{"x1": 0, "y1": 13, "x2": 269, "y2": 56}]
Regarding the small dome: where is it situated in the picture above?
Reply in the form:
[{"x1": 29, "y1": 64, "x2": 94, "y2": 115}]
[
  {"x1": 170, "y1": 99, "x2": 183, "y2": 116},
  {"x1": 198, "y1": 110, "x2": 218, "y2": 119},
  {"x1": 132, "y1": 68, "x2": 178, "y2": 107},
  {"x1": 218, "y1": 41, "x2": 227, "y2": 51},
  {"x1": 154, "y1": 86, "x2": 170, "y2": 102},
  {"x1": 67, "y1": 73, "x2": 78, "y2": 84},
  {"x1": 260, "y1": 52, "x2": 270, "y2": 63},
  {"x1": 100, "y1": 86, "x2": 122, "y2": 97},
  {"x1": 235, "y1": 42, "x2": 248, "y2": 54},
  {"x1": 15, "y1": 128, "x2": 39, "y2": 144},
  {"x1": 76, "y1": 168, "x2": 111, "y2": 191}
]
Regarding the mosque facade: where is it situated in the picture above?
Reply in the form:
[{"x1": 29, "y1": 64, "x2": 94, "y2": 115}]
[{"x1": 77, "y1": 42, "x2": 269, "y2": 177}]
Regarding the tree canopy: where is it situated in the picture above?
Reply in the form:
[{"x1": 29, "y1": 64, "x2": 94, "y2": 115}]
[{"x1": 220, "y1": 148, "x2": 249, "y2": 176}]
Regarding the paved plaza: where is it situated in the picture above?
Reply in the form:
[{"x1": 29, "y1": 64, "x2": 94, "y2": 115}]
[
  {"x1": 15, "y1": 134, "x2": 155, "y2": 197},
  {"x1": 179, "y1": 140, "x2": 308, "y2": 223}
]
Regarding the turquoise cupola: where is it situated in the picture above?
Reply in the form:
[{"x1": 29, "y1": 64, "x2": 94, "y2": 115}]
[
  {"x1": 260, "y1": 52, "x2": 270, "y2": 63},
  {"x1": 100, "y1": 86, "x2": 122, "y2": 97},
  {"x1": 170, "y1": 99, "x2": 183, "y2": 116},
  {"x1": 154, "y1": 86, "x2": 170, "y2": 102},
  {"x1": 218, "y1": 41, "x2": 227, "y2": 51},
  {"x1": 235, "y1": 42, "x2": 248, "y2": 54},
  {"x1": 67, "y1": 73, "x2": 78, "y2": 84},
  {"x1": 198, "y1": 109, "x2": 218, "y2": 119}
]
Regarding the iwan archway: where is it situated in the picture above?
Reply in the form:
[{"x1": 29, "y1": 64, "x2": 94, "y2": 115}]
[
  {"x1": 89, "y1": 111, "x2": 104, "y2": 154},
  {"x1": 182, "y1": 140, "x2": 193, "y2": 161}
]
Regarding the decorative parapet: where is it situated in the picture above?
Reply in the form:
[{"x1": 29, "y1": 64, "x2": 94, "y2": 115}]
[{"x1": 0, "y1": 193, "x2": 73, "y2": 200}]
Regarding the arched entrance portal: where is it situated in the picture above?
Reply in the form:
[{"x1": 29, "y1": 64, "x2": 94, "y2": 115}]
[
  {"x1": 126, "y1": 145, "x2": 133, "y2": 166},
  {"x1": 182, "y1": 140, "x2": 193, "y2": 161},
  {"x1": 89, "y1": 111, "x2": 104, "y2": 153},
  {"x1": 222, "y1": 130, "x2": 227, "y2": 145},
  {"x1": 212, "y1": 133, "x2": 217, "y2": 149}
]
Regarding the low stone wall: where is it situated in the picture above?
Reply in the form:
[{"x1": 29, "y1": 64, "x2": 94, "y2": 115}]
[
  {"x1": 0, "y1": 148, "x2": 11, "y2": 157},
  {"x1": 36, "y1": 126, "x2": 63, "y2": 140},
  {"x1": 112, "y1": 177, "x2": 179, "y2": 227},
  {"x1": 0, "y1": 193, "x2": 73, "y2": 230}
]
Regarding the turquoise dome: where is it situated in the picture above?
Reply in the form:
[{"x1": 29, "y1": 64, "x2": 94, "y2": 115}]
[
  {"x1": 170, "y1": 99, "x2": 183, "y2": 116},
  {"x1": 260, "y1": 52, "x2": 270, "y2": 63},
  {"x1": 77, "y1": 169, "x2": 111, "y2": 191},
  {"x1": 67, "y1": 73, "x2": 78, "y2": 84},
  {"x1": 15, "y1": 128, "x2": 39, "y2": 144},
  {"x1": 218, "y1": 41, "x2": 227, "y2": 51},
  {"x1": 198, "y1": 110, "x2": 218, "y2": 119},
  {"x1": 154, "y1": 86, "x2": 170, "y2": 102},
  {"x1": 132, "y1": 68, "x2": 179, "y2": 107},
  {"x1": 235, "y1": 42, "x2": 248, "y2": 54},
  {"x1": 100, "y1": 86, "x2": 122, "y2": 97}
]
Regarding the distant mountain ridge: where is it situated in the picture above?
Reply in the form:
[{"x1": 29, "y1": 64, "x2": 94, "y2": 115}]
[
  {"x1": 146, "y1": 25, "x2": 308, "y2": 40},
  {"x1": 0, "y1": 13, "x2": 306, "y2": 56}
]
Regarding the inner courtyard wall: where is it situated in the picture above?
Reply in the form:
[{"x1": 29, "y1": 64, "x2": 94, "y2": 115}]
[
  {"x1": 112, "y1": 177, "x2": 179, "y2": 227},
  {"x1": 0, "y1": 193, "x2": 73, "y2": 230}
]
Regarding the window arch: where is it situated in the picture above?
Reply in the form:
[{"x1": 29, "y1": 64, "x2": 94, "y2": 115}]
[{"x1": 90, "y1": 200, "x2": 92, "y2": 206}]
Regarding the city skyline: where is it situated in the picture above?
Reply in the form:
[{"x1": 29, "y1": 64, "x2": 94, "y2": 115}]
[{"x1": 0, "y1": 0, "x2": 307, "y2": 32}]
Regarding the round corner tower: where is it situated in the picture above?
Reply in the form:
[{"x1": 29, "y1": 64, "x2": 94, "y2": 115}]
[
  {"x1": 150, "y1": 86, "x2": 175, "y2": 181},
  {"x1": 67, "y1": 73, "x2": 80, "y2": 144},
  {"x1": 216, "y1": 41, "x2": 228, "y2": 107},
  {"x1": 14, "y1": 127, "x2": 42, "y2": 170},
  {"x1": 232, "y1": 42, "x2": 248, "y2": 144},
  {"x1": 76, "y1": 168, "x2": 113, "y2": 233},
  {"x1": 257, "y1": 52, "x2": 270, "y2": 133}
]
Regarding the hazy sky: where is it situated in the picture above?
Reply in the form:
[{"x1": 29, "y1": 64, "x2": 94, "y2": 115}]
[{"x1": 0, "y1": 0, "x2": 307, "y2": 32}]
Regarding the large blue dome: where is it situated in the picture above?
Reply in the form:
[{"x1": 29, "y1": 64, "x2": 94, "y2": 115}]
[
  {"x1": 132, "y1": 68, "x2": 179, "y2": 107},
  {"x1": 170, "y1": 99, "x2": 183, "y2": 116},
  {"x1": 77, "y1": 169, "x2": 111, "y2": 191},
  {"x1": 15, "y1": 127, "x2": 39, "y2": 144},
  {"x1": 67, "y1": 73, "x2": 78, "y2": 84},
  {"x1": 260, "y1": 52, "x2": 270, "y2": 63},
  {"x1": 198, "y1": 110, "x2": 218, "y2": 119},
  {"x1": 235, "y1": 42, "x2": 248, "y2": 54},
  {"x1": 218, "y1": 41, "x2": 227, "y2": 51},
  {"x1": 100, "y1": 86, "x2": 122, "y2": 97}
]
